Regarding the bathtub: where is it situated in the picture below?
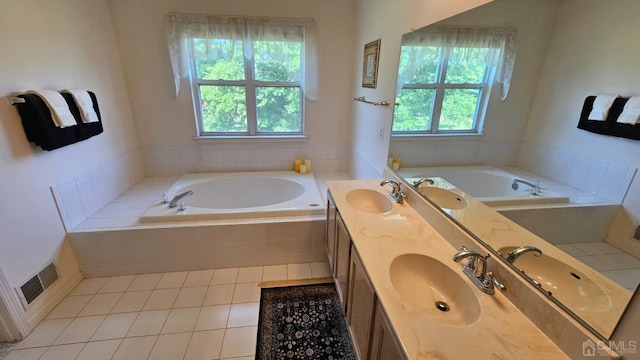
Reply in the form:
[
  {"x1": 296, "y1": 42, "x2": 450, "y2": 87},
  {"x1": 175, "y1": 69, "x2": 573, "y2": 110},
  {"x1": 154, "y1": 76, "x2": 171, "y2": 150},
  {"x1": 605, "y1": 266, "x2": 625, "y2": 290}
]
[
  {"x1": 140, "y1": 171, "x2": 325, "y2": 222},
  {"x1": 400, "y1": 166, "x2": 570, "y2": 206}
]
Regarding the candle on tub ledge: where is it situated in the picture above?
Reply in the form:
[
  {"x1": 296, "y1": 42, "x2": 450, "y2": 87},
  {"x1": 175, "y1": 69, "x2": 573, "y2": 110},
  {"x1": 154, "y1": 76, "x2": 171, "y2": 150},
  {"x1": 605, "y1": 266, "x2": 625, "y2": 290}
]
[
  {"x1": 304, "y1": 159, "x2": 311, "y2": 172},
  {"x1": 300, "y1": 164, "x2": 307, "y2": 174},
  {"x1": 294, "y1": 159, "x2": 301, "y2": 173}
]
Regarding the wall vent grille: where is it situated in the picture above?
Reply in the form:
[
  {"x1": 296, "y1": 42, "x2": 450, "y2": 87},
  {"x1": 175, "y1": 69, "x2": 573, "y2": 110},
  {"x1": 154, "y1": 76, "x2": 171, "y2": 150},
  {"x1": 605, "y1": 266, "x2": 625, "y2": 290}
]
[{"x1": 17, "y1": 263, "x2": 59, "y2": 306}]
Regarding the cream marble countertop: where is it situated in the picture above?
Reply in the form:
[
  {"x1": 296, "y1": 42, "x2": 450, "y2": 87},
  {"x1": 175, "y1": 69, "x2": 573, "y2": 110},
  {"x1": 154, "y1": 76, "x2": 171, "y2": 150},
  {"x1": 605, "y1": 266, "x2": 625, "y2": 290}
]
[
  {"x1": 406, "y1": 176, "x2": 631, "y2": 339},
  {"x1": 328, "y1": 179, "x2": 570, "y2": 359}
]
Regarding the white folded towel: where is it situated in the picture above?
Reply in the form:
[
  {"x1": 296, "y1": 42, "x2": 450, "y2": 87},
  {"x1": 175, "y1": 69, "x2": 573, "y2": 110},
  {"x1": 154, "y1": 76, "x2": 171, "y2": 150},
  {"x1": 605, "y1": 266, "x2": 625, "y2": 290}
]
[
  {"x1": 27, "y1": 90, "x2": 77, "y2": 128},
  {"x1": 616, "y1": 96, "x2": 640, "y2": 124},
  {"x1": 588, "y1": 94, "x2": 619, "y2": 121},
  {"x1": 61, "y1": 89, "x2": 99, "y2": 123}
]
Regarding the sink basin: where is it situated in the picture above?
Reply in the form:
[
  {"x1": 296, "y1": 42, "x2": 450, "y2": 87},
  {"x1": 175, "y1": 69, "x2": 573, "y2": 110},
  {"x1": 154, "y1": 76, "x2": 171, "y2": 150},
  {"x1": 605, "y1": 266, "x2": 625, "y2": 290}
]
[
  {"x1": 389, "y1": 254, "x2": 481, "y2": 326},
  {"x1": 345, "y1": 189, "x2": 393, "y2": 214},
  {"x1": 499, "y1": 246, "x2": 612, "y2": 312},
  {"x1": 418, "y1": 186, "x2": 468, "y2": 210}
]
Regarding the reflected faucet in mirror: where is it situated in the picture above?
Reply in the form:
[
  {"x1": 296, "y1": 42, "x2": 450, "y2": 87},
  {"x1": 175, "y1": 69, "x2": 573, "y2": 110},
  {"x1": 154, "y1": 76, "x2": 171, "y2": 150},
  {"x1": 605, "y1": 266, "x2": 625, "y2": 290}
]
[
  {"x1": 413, "y1": 178, "x2": 435, "y2": 187},
  {"x1": 505, "y1": 245, "x2": 542, "y2": 263}
]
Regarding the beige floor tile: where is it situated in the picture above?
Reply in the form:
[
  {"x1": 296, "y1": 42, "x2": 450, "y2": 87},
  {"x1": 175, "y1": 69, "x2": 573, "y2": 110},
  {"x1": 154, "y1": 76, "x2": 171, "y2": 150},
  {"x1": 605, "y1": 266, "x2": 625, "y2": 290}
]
[
  {"x1": 310, "y1": 262, "x2": 332, "y2": 278},
  {"x1": 174, "y1": 286, "x2": 208, "y2": 308},
  {"x1": 148, "y1": 333, "x2": 191, "y2": 360},
  {"x1": 237, "y1": 266, "x2": 263, "y2": 283},
  {"x1": 111, "y1": 290, "x2": 151, "y2": 313},
  {"x1": 76, "y1": 339, "x2": 121, "y2": 360},
  {"x1": 98, "y1": 275, "x2": 136, "y2": 293},
  {"x1": 53, "y1": 315, "x2": 105, "y2": 345},
  {"x1": 161, "y1": 307, "x2": 200, "y2": 334},
  {"x1": 287, "y1": 263, "x2": 312, "y2": 280},
  {"x1": 204, "y1": 284, "x2": 235, "y2": 305},
  {"x1": 78, "y1": 293, "x2": 123, "y2": 316},
  {"x1": 39, "y1": 343, "x2": 85, "y2": 360},
  {"x1": 184, "y1": 329, "x2": 225, "y2": 360},
  {"x1": 14, "y1": 318, "x2": 72, "y2": 349},
  {"x1": 232, "y1": 283, "x2": 261, "y2": 303},
  {"x1": 46, "y1": 295, "x2": 92, "y2": 319},
  {"x1": 70, "y1": 278, "x2": 108, "y2": 296},
  {"x1": 2, "y1": 347, "x2": 48, "y2": 360},
  {"x1": 91, "y1": 313, "x2": 138, "y2": 341},
  {"x1": 195, "y1": 305, "x2": 231, "y2": 331},
  {"x1": 112, "y1": 335, "x2": 157, "y2": 360},
  {"x1": 155, "y1": 271, "x2": 188, "y2": 289},
  {"x1": 220, "y1": 326, "x2": 257, "y2": 358},
  {"x1": 262, "y1": 265, "x2": 287, "y2": 281},
  {"x1": 211, "y1": 268, "x2": 239, "y2": 285},
  {"x1": 184, "y1": 269, "x2": 214, "y2": 287},
  {"x1": 128, "y1": 273, "x2": 162, "y2": 291},
  {"x1": 227, "y1": 303, "x2": 260, "y2": 328},
  {"x1": 143, "y1": 288, "x2": 180, "y2": 310},
  {"x1": 126, "y1": 309, "x2": 170, "y2": 337}
]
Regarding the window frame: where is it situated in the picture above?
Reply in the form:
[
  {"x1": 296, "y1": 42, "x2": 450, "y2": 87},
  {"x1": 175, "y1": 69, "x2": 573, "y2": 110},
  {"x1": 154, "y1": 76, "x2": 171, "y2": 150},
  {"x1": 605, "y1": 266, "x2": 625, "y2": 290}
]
[
  {"x1": 189, "y1": 39, "x2": 305, "y2": 138},
  {"x1": 392, "y1": 45, "x2": 497, "y2": 137}
]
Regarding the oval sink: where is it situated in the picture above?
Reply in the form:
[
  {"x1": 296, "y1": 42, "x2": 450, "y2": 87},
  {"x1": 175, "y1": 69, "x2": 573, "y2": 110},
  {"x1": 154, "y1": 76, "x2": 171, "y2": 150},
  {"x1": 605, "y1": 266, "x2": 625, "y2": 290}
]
[
  {"x1": 345, "y1": 189, "x2": 393, "y2": 214},
  {"x1": 389, "y1": 254, "x2": 481, "y2": 326},
  {"x1": 499, "y1": 246, "x2": 612, "y2": 312},
  {"x1": 419, "y1": 186, "x2": 468, "y2": 210}
]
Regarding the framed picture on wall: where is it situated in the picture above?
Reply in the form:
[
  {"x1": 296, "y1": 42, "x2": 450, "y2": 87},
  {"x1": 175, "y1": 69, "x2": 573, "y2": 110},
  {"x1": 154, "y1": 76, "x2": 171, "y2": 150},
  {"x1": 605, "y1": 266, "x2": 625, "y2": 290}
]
[{"x1": 362, "y1": 39, "x2": 381, "y2": 88}]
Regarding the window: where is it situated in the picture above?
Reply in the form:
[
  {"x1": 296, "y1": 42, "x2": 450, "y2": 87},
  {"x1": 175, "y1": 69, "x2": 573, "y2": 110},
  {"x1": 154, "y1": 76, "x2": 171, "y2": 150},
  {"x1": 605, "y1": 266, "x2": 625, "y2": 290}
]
[
  {"x1": 392, "y1": 26, "x2": 517, "y2": 136},
  {"x1": 166, "y1": 13, "x2": 318, "y2": 137}
]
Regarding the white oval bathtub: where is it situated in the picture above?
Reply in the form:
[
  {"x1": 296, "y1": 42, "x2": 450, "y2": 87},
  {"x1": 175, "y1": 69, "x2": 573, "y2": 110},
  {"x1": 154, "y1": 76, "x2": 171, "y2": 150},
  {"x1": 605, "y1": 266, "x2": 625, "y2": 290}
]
[
  {"x1": 400, "y1": 166, "x2": 570, "y2": 206},
  {"x1": 139, "y1": 172, "x2": 324, "y2": 222}
]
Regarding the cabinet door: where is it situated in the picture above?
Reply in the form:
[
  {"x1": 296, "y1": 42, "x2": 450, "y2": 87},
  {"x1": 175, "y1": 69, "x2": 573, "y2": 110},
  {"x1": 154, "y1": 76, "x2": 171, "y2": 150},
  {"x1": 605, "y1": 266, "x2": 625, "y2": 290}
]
[
  {"x1": 326, "y1": 190, "x2": 337, "y2": 273},
  {"x1": 335, "y1": 213, "x2": 351, "y2": 314},
  {"x1": 347, "y1": 247, "x2": 376, "y2": 360},
  {"x1": 370, "y1": 304, "x2": 406, "y2": 360}
]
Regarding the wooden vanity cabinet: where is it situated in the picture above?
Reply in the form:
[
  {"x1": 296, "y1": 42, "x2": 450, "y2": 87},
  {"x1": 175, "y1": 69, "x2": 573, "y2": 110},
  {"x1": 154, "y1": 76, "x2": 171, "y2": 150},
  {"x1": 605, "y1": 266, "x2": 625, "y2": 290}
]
[
  {"x1": 369, "y1": 303, "x2": 406, "y2": 360},
  {"x1": 326, "y1": 190, "x2": 351, "y2": 314}
]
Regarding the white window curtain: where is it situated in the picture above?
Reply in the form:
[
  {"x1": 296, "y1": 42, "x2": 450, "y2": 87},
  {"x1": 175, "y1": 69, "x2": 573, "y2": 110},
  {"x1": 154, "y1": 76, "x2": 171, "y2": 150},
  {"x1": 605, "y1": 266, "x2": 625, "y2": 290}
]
[
  {"x1": 166, "y1": 12, "x2": 319, "y2": 101},
  {"x1": 398, "y1": 26, "x2": 518, "y2": 101}
]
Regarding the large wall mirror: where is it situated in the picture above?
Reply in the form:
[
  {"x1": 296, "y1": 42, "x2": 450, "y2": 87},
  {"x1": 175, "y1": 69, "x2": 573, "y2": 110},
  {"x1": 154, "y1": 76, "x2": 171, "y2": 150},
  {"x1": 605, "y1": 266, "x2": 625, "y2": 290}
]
[{"x1": 387, "y1": 0, "x2": 640, "y2": 340}]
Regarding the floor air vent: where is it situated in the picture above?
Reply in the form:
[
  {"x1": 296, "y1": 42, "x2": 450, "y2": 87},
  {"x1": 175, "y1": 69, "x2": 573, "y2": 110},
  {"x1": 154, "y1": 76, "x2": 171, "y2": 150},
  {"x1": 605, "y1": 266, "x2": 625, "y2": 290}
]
[{"x1": 18, "y1": 263, "x2": 59, "y2": 306}]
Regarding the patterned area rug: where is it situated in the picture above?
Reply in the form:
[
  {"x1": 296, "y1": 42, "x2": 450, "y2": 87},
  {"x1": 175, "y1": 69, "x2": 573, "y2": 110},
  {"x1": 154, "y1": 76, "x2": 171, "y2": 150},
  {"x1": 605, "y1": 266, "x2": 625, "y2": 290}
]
[{"x1": 256, "y1": 283, "x2": 355, "y2": 360}]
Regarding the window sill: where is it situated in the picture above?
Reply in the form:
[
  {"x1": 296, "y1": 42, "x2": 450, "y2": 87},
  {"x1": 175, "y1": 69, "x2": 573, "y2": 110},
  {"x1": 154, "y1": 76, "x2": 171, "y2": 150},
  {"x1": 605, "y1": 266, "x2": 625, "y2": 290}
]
[
  {"x1": 391, "y1": 133, "x2": 484, "y2": 140},
  {"x1": 193, "y1": 135, "x2": 309, "y2": 144}
]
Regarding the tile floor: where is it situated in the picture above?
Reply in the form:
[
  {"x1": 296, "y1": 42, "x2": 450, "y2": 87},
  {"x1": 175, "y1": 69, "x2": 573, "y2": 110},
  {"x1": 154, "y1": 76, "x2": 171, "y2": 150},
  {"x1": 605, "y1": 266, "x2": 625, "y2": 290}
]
[
  {"x1": 556, "y1": 241, "x2": 640, "y2": 291},
  {"x1": 2, "y1": 262, "x2": 332, "y2": 360}
]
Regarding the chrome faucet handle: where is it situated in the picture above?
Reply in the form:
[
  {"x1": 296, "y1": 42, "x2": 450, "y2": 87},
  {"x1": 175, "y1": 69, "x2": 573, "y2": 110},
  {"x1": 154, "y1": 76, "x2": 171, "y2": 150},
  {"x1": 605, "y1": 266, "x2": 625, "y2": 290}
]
[
  {"x1": 485, "y1": 272, "x2": 506, "y2": 292},
  {"x1": 160, "y1": 194, "x2": 169, "y2": 205},
  {"x1": 178, "y1": 201, "x2": 186, "y2": 212}
]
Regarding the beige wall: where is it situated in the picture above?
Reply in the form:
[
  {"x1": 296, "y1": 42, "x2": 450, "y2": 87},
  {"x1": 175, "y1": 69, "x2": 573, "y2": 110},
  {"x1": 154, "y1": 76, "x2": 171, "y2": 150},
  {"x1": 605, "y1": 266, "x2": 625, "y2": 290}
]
[
  {"x1": 350, "y1": 0, "x2": 493, "y2": 179},
  {"x1": 0, "y1": 0, "x2": 138, "y2": 329},
  {"x1": 519, "y1": 0, "x2": 640, "y2": 256},
  {"x1": 108, "y1": 0, "x2": 356, "y2": 175}
]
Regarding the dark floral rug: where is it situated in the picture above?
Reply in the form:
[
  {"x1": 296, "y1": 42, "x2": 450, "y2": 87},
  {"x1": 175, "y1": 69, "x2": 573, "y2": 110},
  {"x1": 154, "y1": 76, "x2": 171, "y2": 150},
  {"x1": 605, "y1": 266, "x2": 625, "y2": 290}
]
[{"x1": 256, "y1": 283, "x2": 355, "y2": 360}]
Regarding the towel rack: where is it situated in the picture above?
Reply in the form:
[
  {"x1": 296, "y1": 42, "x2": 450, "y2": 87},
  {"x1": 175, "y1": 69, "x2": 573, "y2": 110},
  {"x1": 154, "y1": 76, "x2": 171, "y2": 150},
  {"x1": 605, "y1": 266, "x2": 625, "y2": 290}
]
[
  {"x1": 353, "y1": 96, "x2": 392, "y2": 107},
  {"x1": 8, "y1": 96, "x2": 25, "y2": 105}
]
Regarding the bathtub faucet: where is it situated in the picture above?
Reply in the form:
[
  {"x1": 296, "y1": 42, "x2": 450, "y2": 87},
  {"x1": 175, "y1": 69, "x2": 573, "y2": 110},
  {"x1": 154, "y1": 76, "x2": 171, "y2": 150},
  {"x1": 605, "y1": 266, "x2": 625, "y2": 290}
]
[
  {"x1": 512, "y1": 179, "x2": 541, "y2": 195},
  {"x1": 168, "y1": 190, "x2": 194, "y2": 208}
]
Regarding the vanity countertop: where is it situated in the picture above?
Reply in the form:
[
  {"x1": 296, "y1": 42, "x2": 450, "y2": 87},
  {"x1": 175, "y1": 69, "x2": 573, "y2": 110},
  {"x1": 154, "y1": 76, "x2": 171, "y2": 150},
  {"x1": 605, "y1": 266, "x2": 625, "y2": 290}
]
[{"x1": 328, "y1": 179, "x2": 570, "y2": 360}]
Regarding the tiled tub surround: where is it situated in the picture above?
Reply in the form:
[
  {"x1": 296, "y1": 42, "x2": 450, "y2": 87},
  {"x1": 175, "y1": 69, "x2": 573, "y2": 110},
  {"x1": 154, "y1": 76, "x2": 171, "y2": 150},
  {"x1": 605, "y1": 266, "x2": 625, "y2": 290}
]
[
  {"x1": 381, "y1": 169, "x2": 621, "y2": 358},
  {"x1": 3, "y1": 262, "x2": 332, "y2": 360},
  {"x1": 66, "y1": 172, "x2": 351, "y2": 277}
]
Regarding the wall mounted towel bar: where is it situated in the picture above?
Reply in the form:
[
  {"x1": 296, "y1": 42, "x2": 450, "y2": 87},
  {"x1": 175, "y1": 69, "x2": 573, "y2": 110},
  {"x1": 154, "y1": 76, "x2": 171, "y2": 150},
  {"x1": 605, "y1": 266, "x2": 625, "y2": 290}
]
[
  {"x1": 353, "y1": 96, "x2": 393, "y2": 107},
  {"x1": 8, "y1": 96, "x2": 26, "y2": 105}
]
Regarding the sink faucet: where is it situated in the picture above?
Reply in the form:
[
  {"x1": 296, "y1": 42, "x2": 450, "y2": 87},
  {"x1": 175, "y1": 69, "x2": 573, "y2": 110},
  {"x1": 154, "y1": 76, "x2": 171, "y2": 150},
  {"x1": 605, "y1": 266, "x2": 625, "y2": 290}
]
[
  {"x1": 506, "y1": 246, "x2": 542, "y2": 263},
  {"x1": 413, "y1": 178, "x2": 435, "y2": 187},
  {"x1": 512, "y1": 179, "x2": 541, "y2": 195},
  {"x1": 453, "y1": 246, "x2": 505, "y2": 295},
  {"x1": 380, "y1": 179, "x2": 406, "y2": 204},
  {"x1": 168, "y1": 190, "x2": 194, "y2": 208}
]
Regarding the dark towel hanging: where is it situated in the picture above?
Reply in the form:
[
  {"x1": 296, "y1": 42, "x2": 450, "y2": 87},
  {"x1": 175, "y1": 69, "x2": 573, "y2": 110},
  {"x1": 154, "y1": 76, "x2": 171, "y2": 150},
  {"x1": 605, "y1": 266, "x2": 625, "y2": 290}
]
[
  {"x1": 15, "y1": 94, "x2": 79, "y2": 151},
  {"x1": 577, "y1": 95, "x2": 640, "y2": 141},
  {"x1": 60, "y1": 91, "x2": 104, "y2": 141}
]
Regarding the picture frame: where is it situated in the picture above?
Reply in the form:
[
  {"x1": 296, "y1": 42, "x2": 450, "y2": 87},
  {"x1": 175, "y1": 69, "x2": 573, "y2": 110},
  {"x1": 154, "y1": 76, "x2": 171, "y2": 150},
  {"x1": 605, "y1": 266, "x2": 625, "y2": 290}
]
[{"x1": 362, "y1": 39, "x2": 381, "y2": 88}]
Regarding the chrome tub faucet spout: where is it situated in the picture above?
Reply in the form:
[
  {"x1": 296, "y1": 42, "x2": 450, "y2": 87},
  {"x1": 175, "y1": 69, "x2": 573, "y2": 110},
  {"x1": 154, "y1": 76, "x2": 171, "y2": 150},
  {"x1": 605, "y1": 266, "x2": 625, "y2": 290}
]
[
  {"x1": 512, "y1": 179, "x2": 541, "y2": 195},
  {"x1": 168, "y1": 190, "x2": 194, "y2": 208}
]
